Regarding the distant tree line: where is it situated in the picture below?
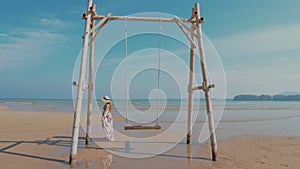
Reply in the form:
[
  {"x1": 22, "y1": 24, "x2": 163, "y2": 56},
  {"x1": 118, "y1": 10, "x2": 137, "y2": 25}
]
[{"x1": 233, "y1": 94, "x2": 300, "y2": 101}]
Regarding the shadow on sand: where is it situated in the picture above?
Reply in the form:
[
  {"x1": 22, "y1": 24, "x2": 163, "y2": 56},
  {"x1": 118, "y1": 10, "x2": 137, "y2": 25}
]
[
  {"x1": 0, "y1": 136, "x2": 83, "y2": 165},
  {"x1": 0, "y1": 135, "x2": 213, "y2": 168}
]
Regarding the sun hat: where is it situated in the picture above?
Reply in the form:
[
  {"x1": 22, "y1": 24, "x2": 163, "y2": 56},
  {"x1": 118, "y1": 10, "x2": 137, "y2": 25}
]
[{"x1": 101, "y1": 96, "x2": 111, "y2": 103}]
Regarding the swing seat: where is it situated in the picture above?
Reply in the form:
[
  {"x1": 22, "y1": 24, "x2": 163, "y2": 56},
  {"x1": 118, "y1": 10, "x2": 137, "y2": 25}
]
[{"x1": 124, "y1": 124, "x2": 161, "y2": 130}]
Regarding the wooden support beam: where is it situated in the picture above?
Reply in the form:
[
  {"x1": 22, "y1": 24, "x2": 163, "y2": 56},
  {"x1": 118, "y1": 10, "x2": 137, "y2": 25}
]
[
  {"x1": 186, "y1": 15, "x2": 196, "y2": 144},
  {"x1": 186, "y1": 6, "x2": 197, "y2": 145},
  {"x1": 192, "y1": 84, "x2": 215, "y2": 91},
  {"x1": 208, "y1": 84, "x2": 215, "y2": 89},
  {"x1": 192, "y1": 86, "x2": 204, "y2": 91},
  {"x1": 86, "y1": 15, "x2": 95, "y2": 148},
  {"x1": 89, "y1": 4, "x2": 97, "y2": 16},
  {"x1": 190, "y1": 7, "x2": 196, "y2": 21},
  {"x1": 195, "y1": 3, "x2": 218, "y2": 161},
  {"x1": 88, "y1": 13, "x2": 111, "y2": 35},
  {"x1": 70, "y1": 0, "x2": 93, "y2": 165},
  {"x1": 174, "y1": 19, "x2": 197, "y2": 49},
  {"x1": 88, "y1": 16, "x2": 110, "y2": 45},
  {"x1": 174, "y1": 16, "x2": 199, "y2": 39}
]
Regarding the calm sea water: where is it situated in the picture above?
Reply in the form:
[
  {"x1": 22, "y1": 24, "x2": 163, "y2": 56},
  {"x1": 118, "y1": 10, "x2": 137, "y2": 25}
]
[{"x1": 1, "y1": 99, "x2": 299, "y2": 137}]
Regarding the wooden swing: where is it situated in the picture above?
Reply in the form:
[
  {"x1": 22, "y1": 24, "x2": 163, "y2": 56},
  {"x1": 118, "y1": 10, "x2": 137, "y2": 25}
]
[{"x1": 124, "y1": 17, "x2": 162, "y2": 130}]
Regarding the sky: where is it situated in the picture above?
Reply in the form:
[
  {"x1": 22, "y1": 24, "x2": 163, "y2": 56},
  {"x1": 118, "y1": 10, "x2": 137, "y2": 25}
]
[{"x1": 0, "y1": 0, "x2": 300, "y2": 99}]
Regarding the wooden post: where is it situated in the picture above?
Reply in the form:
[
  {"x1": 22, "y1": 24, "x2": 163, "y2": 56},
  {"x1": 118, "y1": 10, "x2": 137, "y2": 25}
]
[
  {"x1": 86, "y1": 5, "x2": 96, "y2": 147},
  {"x1": 187, "y1": 7, "x2": 196, "y2": 144},
  {"x1": 69, "y1": 0, "x2": 93, "y2": 165},
  {"x1": 194, "y1": 3, "x2": 218, "y2": 161}
]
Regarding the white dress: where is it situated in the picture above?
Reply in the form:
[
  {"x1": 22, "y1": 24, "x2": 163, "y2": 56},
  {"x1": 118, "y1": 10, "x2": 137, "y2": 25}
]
[{"x1": 101, "y1": 104, "x2": 114, "y2": 141}]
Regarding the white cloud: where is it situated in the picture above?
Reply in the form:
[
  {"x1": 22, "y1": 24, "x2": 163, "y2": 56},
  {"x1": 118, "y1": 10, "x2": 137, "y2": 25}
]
[
  {"x1": 40, "y1": 17, "x2": 65, "y2": 27},
  {"x1": 210, "y1": 24, "x2": 300, "y2": 97},
  {"x1": 213, "y1": 24, "x2": 300, "y2": 57},
  {"x1": 0, "y1": 33, "x2": 8, "y2": 37},
  {"x1": 225, "y1": 66, "x2": 300, "y2": 98},
  {"x1": 69, "y1": 9, "x2": 82, "y2": 15},
  {"x1": 0, "y1": 28, "x2": 66, "y2": 70}
]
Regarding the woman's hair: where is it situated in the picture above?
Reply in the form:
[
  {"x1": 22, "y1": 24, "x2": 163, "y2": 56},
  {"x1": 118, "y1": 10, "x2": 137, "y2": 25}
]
[{"x1": 106, "y1": 103, "x2": 112, "y2": 112}]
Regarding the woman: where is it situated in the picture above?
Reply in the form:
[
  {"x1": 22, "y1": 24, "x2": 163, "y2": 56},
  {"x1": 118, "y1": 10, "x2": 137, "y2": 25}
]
[{"x1": 101, "y1": 96, "x2": 114, "y2": 141}]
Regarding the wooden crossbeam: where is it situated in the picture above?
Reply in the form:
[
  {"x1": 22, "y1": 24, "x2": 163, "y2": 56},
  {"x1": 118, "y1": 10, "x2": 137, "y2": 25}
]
[
  {"x1": 174, "y1": 19, "x2": 197, "y2": 49},
  {"x1": 192, "y1": 84, "x2": 215, "y2": 91},
  {"x1": 88, "y1": 16, "x2": 110, "y2": 45},
  {"x1": 89, "y1": 13, "x2": 111, "y2": 34},
  {"x1": 174, "y1": 16, "x2": 199, "y2": 39},
  {"x1": 91, "y1": 15, "x2": 196, "y2": 23}
]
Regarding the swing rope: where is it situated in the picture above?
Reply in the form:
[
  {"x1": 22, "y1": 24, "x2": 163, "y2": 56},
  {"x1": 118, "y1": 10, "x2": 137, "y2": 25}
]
[
  {"x1": 156, "y1": 19, "x2": 162, "y2": 126},
  {"x1": 124, "y1": 16, "x2": 129, "y2": 126}
]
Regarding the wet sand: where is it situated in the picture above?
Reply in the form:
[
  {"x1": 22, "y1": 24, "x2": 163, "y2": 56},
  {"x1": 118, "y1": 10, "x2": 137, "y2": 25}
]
[{"x1": 0, "y1": 105, "x2": 299, "y2": 169}]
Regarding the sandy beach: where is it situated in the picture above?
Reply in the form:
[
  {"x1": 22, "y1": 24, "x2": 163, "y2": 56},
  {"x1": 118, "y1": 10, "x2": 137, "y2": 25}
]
[{"x1": 0, "y1": 105, "x2": 299, "y2": 169}]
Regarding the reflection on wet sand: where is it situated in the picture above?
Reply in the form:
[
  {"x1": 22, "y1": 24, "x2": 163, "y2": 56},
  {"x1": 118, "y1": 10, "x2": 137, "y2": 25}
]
[
  {"x1": 80, "y1": 144, "x2": 196, "y2": 169},
  {"x1": 187, "y1": 144, "x2": 192, "y2": 160},
  {"x1": 101, "y1": 154, "x2": 112, "y2": 169},
  {"x1": 85, "y1": 161, "x2": 90, "y2": 169},
  {"x1": 80, "y1": 154, "x2": 112, "y2": 169},
  {"x1": 187, "y1": 144, "x2": 192, "y2": 167}
]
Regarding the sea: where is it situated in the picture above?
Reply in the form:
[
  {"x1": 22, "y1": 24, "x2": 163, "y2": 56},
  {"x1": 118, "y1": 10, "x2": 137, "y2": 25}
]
[
  {"x1": 0, "y1": 98, "x2": 299, "y2": 139},
  {"x1": 1, "y1": 98, "x2": 300, "y2": 169}
]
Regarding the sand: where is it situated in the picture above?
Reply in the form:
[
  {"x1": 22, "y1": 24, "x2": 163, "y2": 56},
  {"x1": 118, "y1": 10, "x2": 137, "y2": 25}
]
[{"x1": 0, "y1": 105, "x2": 299, "y2": 169}]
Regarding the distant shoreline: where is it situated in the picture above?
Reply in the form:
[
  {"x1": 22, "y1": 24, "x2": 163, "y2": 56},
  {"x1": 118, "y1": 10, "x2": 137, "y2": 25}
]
[{"x1": 233, "y1": 94, "x2": 300, "y2": 101}]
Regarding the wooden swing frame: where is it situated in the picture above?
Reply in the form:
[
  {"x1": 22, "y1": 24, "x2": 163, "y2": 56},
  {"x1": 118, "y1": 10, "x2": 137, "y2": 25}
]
[{"x1": 69, "y1": 0, "x2": 218, "y2": 165}]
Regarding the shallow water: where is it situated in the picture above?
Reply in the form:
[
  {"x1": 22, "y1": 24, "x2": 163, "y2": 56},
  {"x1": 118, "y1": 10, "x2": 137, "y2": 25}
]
[
  {"x1": 1, "y1": 99, "x2": 299, "y2": 137},
  {"x1": 1, "y1": 99, "x2": 299, "y2": 145}
]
